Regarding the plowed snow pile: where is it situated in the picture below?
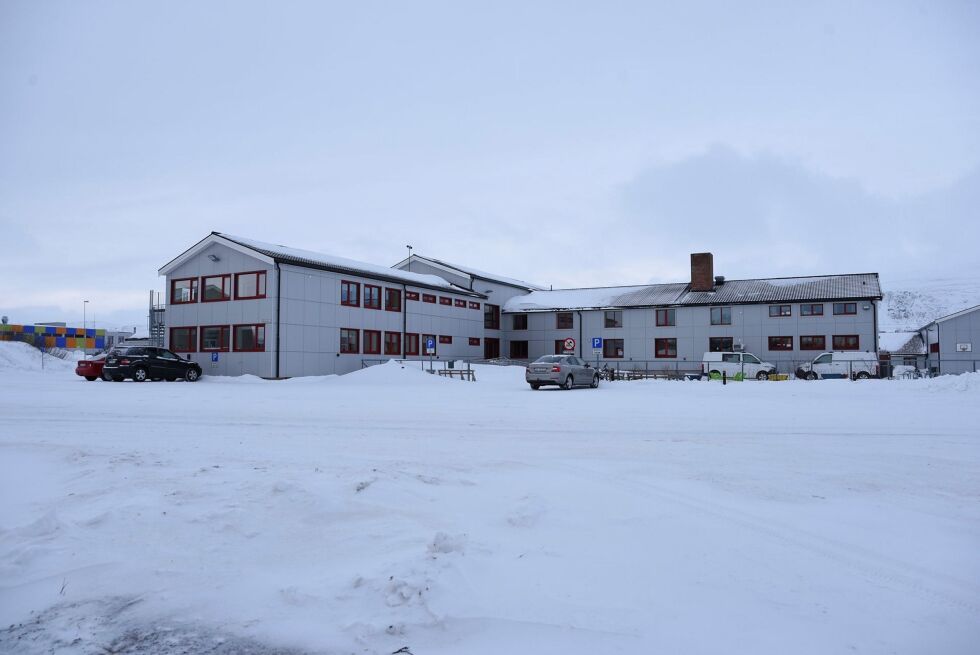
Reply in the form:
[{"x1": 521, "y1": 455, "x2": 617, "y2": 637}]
[
  {"x1": 0, "y1": 341, "x2": 78, "y2": 372},
  {"x1": 1, "y1": 361, "x2": 978, "y2": 654}
]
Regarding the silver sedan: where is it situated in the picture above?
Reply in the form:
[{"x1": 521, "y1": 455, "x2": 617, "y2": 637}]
[{"x1": 526, "y1": 355, "x2": 600, "y2": 390}]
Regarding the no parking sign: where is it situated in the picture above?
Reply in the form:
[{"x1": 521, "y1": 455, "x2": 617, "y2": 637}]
[{"x1": 563, "y1": 337, "x2": 576, "y2": 352}]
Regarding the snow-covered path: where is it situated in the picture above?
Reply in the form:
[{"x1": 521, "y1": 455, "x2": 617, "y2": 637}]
[{"x1": 1, "y1": 353, "x2": 978, "y2": 654}]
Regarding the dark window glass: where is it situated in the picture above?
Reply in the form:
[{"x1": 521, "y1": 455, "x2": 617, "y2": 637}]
[
  {"x1": 363, "y1": 330, "x2": 381, "y2": 354},
  {"x1": 384, "y1": 288, "x2": 401, "y2": 312},
  {"x1": 484, "y1": 304, "x2": 500, "y2": 330},
  {"x1": 171, "y1": 278, "x2": 198, "y2": 304},
  {"x1": 202, "y1": 275, "x2": 231, "y2": 302},
  {"x1": 509, "y1": 340, "x2": 529, "y2": 359},
  {"x1": 603, "y1": 339, "x2": 624, "y2": 358},
  {"x1": 384, "y1": 332, "x2": 401, "y2": 355},
  {"x1": 513, "y1": 314, "x2": 528, "y2": 330},
  {"x1": 768, "y1": 336, "x2": 793, "y2": 351},
  {"x1": 341, "y1": 281, "x2": 360, "y2": 306},
  {"x1": 439, "y1": 335, "x2": 452, "y2": 344},
  {"x1": 656, "y1": 309, "x2": 675, "y2": 326},
  {"x1": 364, "y1": 285, "x2": 381, "y2": 309},
  {"x1": 200, "y1": 326, "x2": 230, "y2": 351},
  {"x1": 710, "y1": 307, "x2": 731, "y2": 325},
  {"x1": 233, "y1": 325, "x2": 265, "y2": 352},
  {"x1": 170, "y1": 327, "x2": 197, "y2": 352},
  {"x1": 709, "y1": 337, "x2": 733, "y2": 352},
  {"x1": 405, "y1": 333, "x2": 419, "y2": 355},
  {"x1": 800, "y1": 335, "x2": 826, "y2": 350},
  {"x1": 422, "y1": 294, "x2": 436, "y2": 304},
  {"x1": 833, "y1": 303, "x2": 857, "y2": 315},
  {"x1": 655, "y1": 338, "x2": 676, "y2": 358},
  {"x1": 769, "y1": 305, "x2": 791, "y2": 317},
  {"x1": 801, "y1": 304, "x2": 823, "y2": 316},
  {"x1": 556, "y1": 312, "x2": 573, "y2": 329},
  {"x1": 340, "y1": 328, "x2": 359, "y2": 353},
  {"x1": 832, "y1": 335, "x2": 860, "y2": 350},
  {"x1": 604, "y1": 311, "x2": 622, "y2": 328},
  {"x1": 235, "y1": 272, "x2": 267, "y2": 299}
]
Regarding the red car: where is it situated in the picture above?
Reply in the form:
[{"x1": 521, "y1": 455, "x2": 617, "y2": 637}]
[{"x1": 75, "y1": 354, "x2": 108, "y2": 381}]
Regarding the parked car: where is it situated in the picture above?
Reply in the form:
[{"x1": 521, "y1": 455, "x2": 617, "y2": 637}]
[
  {"x1": 75, "y1": 354, "x2": 108, "y2": 381},
  {"x1": 103, "y1": 346, "x2": 202, "y2": 382},
  {"x1": 702, "y1": 351, "x2": 776, "y2": 380},
  {"x1": 526, "y1": 355, "x2": 600, "y2": 390},
  {"x1": 796, "y1": 351, "x2": 879, "y2": 380}
]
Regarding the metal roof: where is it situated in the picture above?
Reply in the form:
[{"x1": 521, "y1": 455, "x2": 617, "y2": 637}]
[
  {"x1": 397, "y1": 254, "x2": 546, "y2": 291},
  {"x1": 918, "y1": 303, "x2": 980, "y2": 330},
  {"x1": 504, "y1": 273, "x2": 882, "y2": 312}
]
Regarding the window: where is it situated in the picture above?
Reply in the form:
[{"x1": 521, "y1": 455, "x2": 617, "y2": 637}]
[
  {"x1": 604, "y1": 311, "x2": 623, "y2": 328},
  {"x1": 384, "y1": 288, "x2": 401, "y2": 312},
  {"x1": 422, "y1": 334, "x2": 437, "y2": 355},
  {"x1": 768, "y1": 336, "x2": 793, "y2": 351},
  {"x1": 656, "y1": 309, "x2": 675, "y2": 326},
  {"x1": 509, "y1": 340, "x2": 528, "y2": 359},
  {"x1": 364, "y1": 285, "x2": 381, "y2": 309},
  {"x1": 341, "y1": 281, "x2": 360, "y2": 306},
  {"x1": 833, "y1": 303, "x2": 857, "y2": 315},
  {"x1": 235, "y1": 271, "x2": 267, "y2": 300},
  {"x1": 469, "y1": 337, "x2": 481, "y2": 346},
  {"x1": 930, "y1": 342, "x2": 939, "y2": 354},
  {"x1": 801, "y1": 303, "x2": 823, "y2": 316},
  {"x1": 439, "y1": 296, "x2": 452, "y2": 306},
  {"x1": 709, "y1": 337, "x2": 733, "y2": 352},
  {"x1": 422, "y1": 294, "x2": 436, "y2": 304},
  {"x1": 513, "y1": 314, "x2": 528, "y2": 330},
  {"x1": 439, "y1": 335, "x2": 452, "y2": 344},
  {"x1": 484, "y1": 304, "x2": 500, "y2": 330},
  {"x1": 556, "y1": 312, "x2": 573, "y2": 329},
  {"x1": 384, "y1": 332, "x2": 401, "y2": 356},
  {"x1": 833, "y1": 335, "x2": 860, "y2": 350},
  {"x1": 200, "y1": 325, "x2": 230, "y2": 352},
  {"x1": 363, "y1": 330, "x2": 381, "y2": 354},
  {"x1": 603, "y1": 338, "x2": 624, "y2": 358},
  {"x1": 769, "y1": 305, "x2": 791, "y2": 317},
  {"x1": 170, "y1": 327, "x2": 197, "y2": 352},
  {"x1": 710, "y1": 307, "x2": 731, "y2": 325},
  {"x1": 554, "y1": 340, "x2": 565, "y2": 354},
  {"x1": 469, "y1": 301, "x2": 481, "y2": 310},
  {"x1": 800, "y1": 335, "x2": 826, "y2": 350},
  {"x1": 405, "y1": 333, "x2": 419, "y2": 356},
  {"x1": 484, "y1": 337, "x2": 500, "y2": 359},
  {"x1": 233, "y1": 324, "x2": 265, "y2": 352},
  {"x1": 202, "y1": 274, "x2": 231, "y2": 302},
  {"x1": 454, "y1": 299, "x2": 466, "y2": 308},
  {"x1": 340, "y1": 328, "x2": 359, "y2": 354},
  {"x1": 655, "y1": 338, "x2": 676, "y2": 358},
  {"x1": 171, "y1": 278, "x2": 198, "y2": 304},
  {"x1": 406, "y1": 291, "x2": 420, "y2": 301}
]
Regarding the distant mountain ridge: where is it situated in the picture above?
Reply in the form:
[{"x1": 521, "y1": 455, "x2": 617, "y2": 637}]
[{"x1": 879, "y1": 276, "x2": 980, "y2": 332}]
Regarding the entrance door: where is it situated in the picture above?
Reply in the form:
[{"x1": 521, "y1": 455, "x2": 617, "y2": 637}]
[{"x1": 484, "y1": 338, "x2": 500, "y2": 359}]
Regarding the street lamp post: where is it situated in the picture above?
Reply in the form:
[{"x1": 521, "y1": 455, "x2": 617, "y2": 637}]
[
  {"x1": 406, "y1": 245, "x2": 413, "y2": 272},
  {"x1": 83, "y1": 300, "x2": 89, "y2": 331}
]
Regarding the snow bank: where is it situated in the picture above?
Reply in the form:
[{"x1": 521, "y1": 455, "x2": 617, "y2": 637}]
[
  {"x1": 916, "y1": 370, "x2": 980, "y2": 393},
  {"x1": 0, "y1": 341, "x2": 77, "y2": 373}
]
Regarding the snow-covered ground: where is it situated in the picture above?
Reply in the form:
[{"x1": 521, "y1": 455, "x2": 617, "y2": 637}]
[{"x1": 1, "y1": 343, "x2": 978, "y2": 654}]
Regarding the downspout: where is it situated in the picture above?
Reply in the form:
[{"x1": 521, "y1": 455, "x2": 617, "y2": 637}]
[
  {"x1": 402, "y1": 283, "x2": 407, "y2": 357},
  {"x1": 577, "y1": 311, "x2": 583, "y2": 357},
  {"x1": 275, "y1": 261, "x2": 281, "y2": 379}
]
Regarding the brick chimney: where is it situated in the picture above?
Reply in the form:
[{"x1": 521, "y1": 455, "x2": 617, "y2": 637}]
[{"x1": 690, "y1": 253, "x2": 714, "y2": 291}]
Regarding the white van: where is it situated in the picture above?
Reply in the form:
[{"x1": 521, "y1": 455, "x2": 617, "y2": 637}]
[
  {"x1": 796, "y1": 351, "x2": 879, "y2": 380},
  {"x1": 702, "y1": 352, "x2": 777, "y2": 380}
]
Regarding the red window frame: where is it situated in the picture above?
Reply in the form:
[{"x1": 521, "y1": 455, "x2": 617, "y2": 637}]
[
  {"x1": 513, "y1": 314, "x2": 528, "y2": 330},
  {"x1": 340, "y1": 328, "x2": 359, "y2": 354},
  {"x1": 234, "y1": 271, "x2": 267, "y2": 300},
  {"x1": 405, "y1": 333, "x2": 420, "y2": 355},
  {"x1": 801, "y1": 303, "x2": 824, "y2": 316},
  {"x1": 170, "y1": 326, "x2": 197, "y2": 353},
  {"x1": 603, "y1": 338, "x2": 624, "y2": 358},
  {"x1": 384, "y1": 331, "x2": 401, "y2": 356},
  {"x1": 384, "y1": 288, "x2": 402, "y2": 312},
  {"x1": 800, "y1": 335, "x2": 826, "y2": 350},
  {"x1": 201, "y1": 274, "x2": 232, "y2": 302},
  {"x1": 656, "y1": 309, "x2": 675, "y2": 326},
  {"x1": 364, "y1": 284, "x2": 382, "y2": 310},
  {"x1": 170, "y1": 277, "x2": 198, "y2": 304},
  {"x1": 406, "y1": 291, "x2": 420, "y2": 301},
  {"x1": 833, "y1": 303, "x2": 857, "y2": 315},
  {"x1": 439, "y1": 296, "x2": 452, "y2": 306},
  {"x1": 556, "y1": 312, "x2": 573, "y2": 329},
  {"x1": 769, "y1": 305, "x2": 792, "y2": 318},
  {"x1": 454, "y1": 299, "x2": 466, "y2": 308},
  {"x1": 232, "y1": 324, "x2": 265, "y2": 352},
  {"x1": 199, "y1": 325, "x2": 230, "y2": 352},
  {"x1": 422, "y1": 294, "x2": 436, "y2": 304},
  {"x1": 655, "y1": 338, "x2": 676, "y2": 358},
  {"x1": 768, "y1": 336, "x2": 793, "y2": 351},
  {"x1": 832, "y1": 334, "x2": 860, "y2": 350},
  {"x1": 439, "y1": 335, "x2": 452, "y2": 344},
  {"x1": 469, "y1": 337, "x2": 481, "y2": 346},
  {"x1": 364, "y1": 330, "x2": 381, "y2": 354},
  {"x1": 341, "y1": 281, "x2": 360, "y2": 307},
  {"x1": 709, "y1": 337, "x2": 733, "y2": 352},
  {"x1": 469, "y1": 301, "x2": 481, "y2": 310}
]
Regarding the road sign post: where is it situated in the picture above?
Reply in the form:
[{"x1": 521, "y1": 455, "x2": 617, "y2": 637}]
[
  {"x1": 563, "y1": 337, "x2": 576, "y2": 353},
  {"x1": 425, "y1": 337, "x2": 436, "y2": 372}
]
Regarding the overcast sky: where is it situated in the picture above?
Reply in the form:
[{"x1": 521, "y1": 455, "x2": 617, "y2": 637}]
[{"x1": 2, "y1": 0, "x2": 978, "y2": 330}]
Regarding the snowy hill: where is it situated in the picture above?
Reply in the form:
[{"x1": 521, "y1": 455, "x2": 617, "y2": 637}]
[{"x1": 879, "y1": 275, "x2": 980, "y2": 331}]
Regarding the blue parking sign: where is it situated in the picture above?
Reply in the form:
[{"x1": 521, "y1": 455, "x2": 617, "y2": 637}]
[
  {"x1": 591, "y1": 337, "x2": 602, "y2": 349},
  {"x1": 425, "y1": 337, "x2": 436, "y2": 353},
  {"x1": 211, "y1": 352, "x2": 219, "y2": 363}
]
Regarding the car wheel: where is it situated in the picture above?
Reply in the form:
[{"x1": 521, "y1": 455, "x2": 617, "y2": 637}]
[
  {"x1": 101, "y1": 371, "x2": 112, "y2": 381},
  {"x1": 856, "y1": 371, "x2": 870, "y2": 380},
  {"x1": 185, "y1": 368, "x2": 201, "y2": 382},
  {"x1": 84, "y1": 376, "x2": 97, "y2": 382},
  {"x1": 133, "y1": 366, "x2": 148, "y2": 382},
  {"x1": 529, "y1": 383, "x2": 540, "y2": 390},
  {"x1": 756, "y1": 371, "x2": 769, "y2": 381},
  {"x1": 562, "y1": 376, "x2": 573, "y2": 390},
  {"x1": 806, "y1": 371, "x2": 818, "y2": 381},
  {"x1": 590, "y1": 375, "x2": 599, "y2": 388}
]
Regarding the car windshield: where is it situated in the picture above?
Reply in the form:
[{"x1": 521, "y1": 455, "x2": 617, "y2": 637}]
[
  {"x1": 113, "y1": 347, "x2": 144, "y2": 356},
  {"x1": 743, "y1": 354, "x2": 761, "y2": 364},
  {"x1": 533, "y1": 356, "x2": 566, "y2": 364}
]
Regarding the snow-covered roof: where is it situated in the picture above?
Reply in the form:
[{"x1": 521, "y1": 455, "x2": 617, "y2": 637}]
[
  {"x1": 397, "y1": 254, "x2": 545, "y2": 291},
  {"x1": 919, "y1": 303, "x2": 980, "y2": 330},
  {"x1": 505, "y1": 273, "x2": 882, "y2": 312},
  {"x1": 161, "y1": 233, "x2": 484, "y2": 297},
  {"x1": 878, "y1": 332, "x2": 925, "y2": 355}
]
